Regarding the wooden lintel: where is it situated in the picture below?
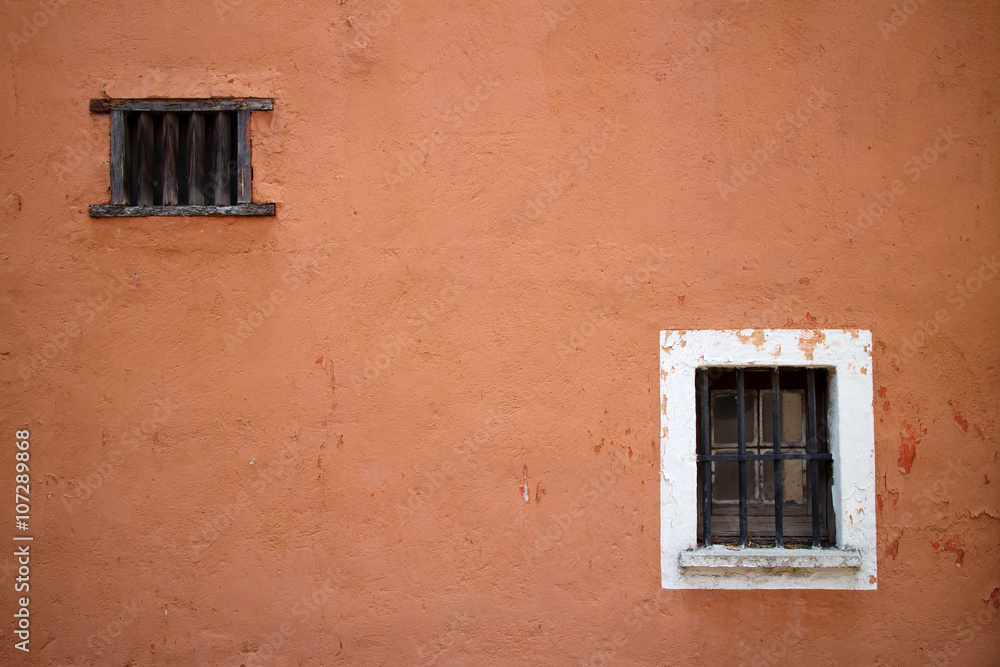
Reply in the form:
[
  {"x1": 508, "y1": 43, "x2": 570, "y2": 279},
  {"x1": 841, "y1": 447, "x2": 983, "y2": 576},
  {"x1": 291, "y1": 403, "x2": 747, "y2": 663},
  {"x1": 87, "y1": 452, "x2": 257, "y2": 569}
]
[{"x1": 90, "y1": 98, "x2": 273, "y2": 113}]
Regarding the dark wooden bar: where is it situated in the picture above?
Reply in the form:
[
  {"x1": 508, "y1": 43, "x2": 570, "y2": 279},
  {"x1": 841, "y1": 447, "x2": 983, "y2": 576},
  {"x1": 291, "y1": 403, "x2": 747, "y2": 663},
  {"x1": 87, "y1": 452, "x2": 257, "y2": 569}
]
[
  {"x1": 110, "y1": 110, "x2": 127, "y2": 205},
  {"x1": 236, "y1": 109, "x2": 252, "y2": 204},
  {"x1": 213, "y1": 112, "x2": 231, "y2": 206},
  {"x1": 89, "y1": 203, "x2": 275, "y2": 217},
  {"x1": 771, "y1": 369, "x2": 784, "y2": 547},
  {"x1": 187, "y1": 112, "x2": 205, "y2": 205},
  {"x1": 698, "y1": 371, "x2": 712, "y2": 547},
  {"x1": 90, "y1": 98, "x2": 273, "y2": 113},
  {"x1": 135, "y1": 112, "x2": 154, "y2": 206},
  {"x1": 806, "y1": 369, "x2": 821, "y2": 547},
  {"x1": 162, "y1": 112, "x2": 179, "y2": 205},
  {"x1": 736, "y1": 368, "x2": 748, "y2": 546}
]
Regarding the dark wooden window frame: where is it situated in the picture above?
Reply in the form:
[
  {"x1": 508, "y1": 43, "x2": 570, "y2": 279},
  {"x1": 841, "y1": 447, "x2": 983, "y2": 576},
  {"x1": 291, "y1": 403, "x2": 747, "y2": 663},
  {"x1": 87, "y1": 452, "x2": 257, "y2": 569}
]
[{"x1": 88, "y1": 98, "x2": 275, "y2": 217}]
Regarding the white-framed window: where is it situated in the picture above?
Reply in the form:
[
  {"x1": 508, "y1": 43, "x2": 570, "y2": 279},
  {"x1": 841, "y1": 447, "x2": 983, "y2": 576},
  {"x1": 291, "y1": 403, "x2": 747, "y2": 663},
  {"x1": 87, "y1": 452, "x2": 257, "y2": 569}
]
[{"x1": 659, "y1": 329, "x2": 876, "y2": 590}]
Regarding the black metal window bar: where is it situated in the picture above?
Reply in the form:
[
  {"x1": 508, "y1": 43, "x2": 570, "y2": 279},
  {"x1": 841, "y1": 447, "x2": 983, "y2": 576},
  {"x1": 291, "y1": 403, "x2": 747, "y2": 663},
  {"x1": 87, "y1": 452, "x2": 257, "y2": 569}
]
[
  {"x1": 88, "y1": 98, "x2": 275, "y2": 217},
  {"x1": 696, "y1": 367, "x2": 834, "y2": 548}
]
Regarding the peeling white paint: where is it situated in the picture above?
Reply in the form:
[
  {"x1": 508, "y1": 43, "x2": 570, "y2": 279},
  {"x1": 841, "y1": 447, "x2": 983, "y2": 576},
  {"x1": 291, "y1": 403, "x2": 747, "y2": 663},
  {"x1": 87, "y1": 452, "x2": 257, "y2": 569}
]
[{"x1": 659, "y1": 329, "x2": 877, "y2": 590}]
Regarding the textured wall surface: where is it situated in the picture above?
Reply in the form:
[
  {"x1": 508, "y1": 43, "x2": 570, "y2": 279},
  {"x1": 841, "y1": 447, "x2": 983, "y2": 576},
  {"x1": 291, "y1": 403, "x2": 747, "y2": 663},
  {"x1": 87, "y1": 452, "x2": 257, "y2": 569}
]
[{"x1": 0, "y1": 0, "x2": 998, "y2": 664}]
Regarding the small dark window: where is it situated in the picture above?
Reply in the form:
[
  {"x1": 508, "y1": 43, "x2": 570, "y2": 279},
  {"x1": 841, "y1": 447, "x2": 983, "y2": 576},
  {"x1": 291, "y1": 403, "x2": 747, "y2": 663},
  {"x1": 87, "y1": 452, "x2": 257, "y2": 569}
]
[
  {"x1": 696, "y1": 367, "x2": 835, "y2": 548},
  {"x1": 88, "y1": 98, "x2": 275, "y2": 217}
]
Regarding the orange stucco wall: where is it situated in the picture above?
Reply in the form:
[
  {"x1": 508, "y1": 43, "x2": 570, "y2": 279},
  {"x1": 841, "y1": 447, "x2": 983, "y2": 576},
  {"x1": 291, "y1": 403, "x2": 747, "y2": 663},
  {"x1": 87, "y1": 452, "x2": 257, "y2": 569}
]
[{"x1": 1, "y1": 0, "x2": 999, "y2": 664}]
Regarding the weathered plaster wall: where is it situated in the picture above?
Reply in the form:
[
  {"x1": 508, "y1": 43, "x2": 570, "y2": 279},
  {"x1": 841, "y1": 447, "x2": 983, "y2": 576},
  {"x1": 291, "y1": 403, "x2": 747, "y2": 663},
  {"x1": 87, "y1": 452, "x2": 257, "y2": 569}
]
[{"x1": 0, "y1": 0, "x2": 998, "y2": 664}]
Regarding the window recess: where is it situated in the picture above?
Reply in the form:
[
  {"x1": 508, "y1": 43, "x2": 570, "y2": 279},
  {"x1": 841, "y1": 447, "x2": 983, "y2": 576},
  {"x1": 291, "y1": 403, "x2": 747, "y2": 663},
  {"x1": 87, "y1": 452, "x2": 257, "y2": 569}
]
[
  {"x1": 88, "y1": 98, "x2": 275, "y2": 217},
  {"x1": 697, "y1": 367, "x2": 835, "y2": 548}
]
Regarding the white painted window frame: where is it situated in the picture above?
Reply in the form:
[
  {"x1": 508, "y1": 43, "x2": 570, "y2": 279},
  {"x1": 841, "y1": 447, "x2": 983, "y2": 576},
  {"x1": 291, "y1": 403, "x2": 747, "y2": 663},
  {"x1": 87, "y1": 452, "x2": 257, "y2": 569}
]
[{"x1": 659, "y1": 329, "x2": 877, "y2": 590}]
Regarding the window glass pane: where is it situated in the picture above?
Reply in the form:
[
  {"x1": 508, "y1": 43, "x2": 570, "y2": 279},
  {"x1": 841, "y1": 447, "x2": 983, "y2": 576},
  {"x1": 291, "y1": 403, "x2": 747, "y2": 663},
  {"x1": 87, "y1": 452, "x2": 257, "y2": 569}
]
[
  {"x1": 760, "y1": 458, "x2": 805, "y2": 502},
  {"x1": 781, "y1": 392, "x2": 804, "y2": 443},
  {"x1": 762, "y1": 461, "x2": 774, "y2": 501},
  {"x1": 783, "y1": 458, "x2": 804, "y2": 501},
  {"x1": 712, "y1": 461, "x2": 739, "y2": 501},
  {"x1": 712, "y1": 392, "x2": 756, "y2": 446},
  {"x1": 761, "y1": 391, "x2": 773, "y2": 450},
  {"x1": 762, "y1": 391, "x2": 804, "y2": 445}
]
